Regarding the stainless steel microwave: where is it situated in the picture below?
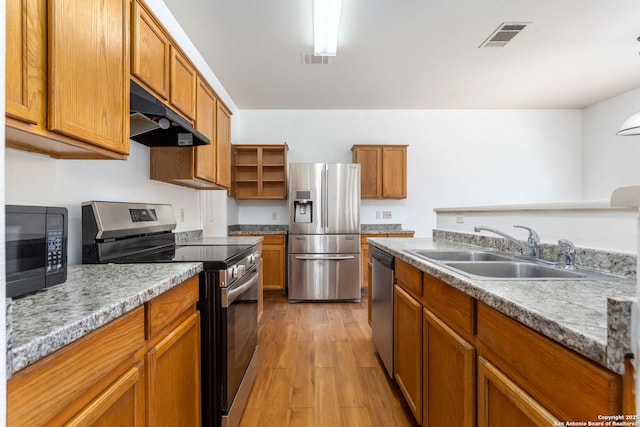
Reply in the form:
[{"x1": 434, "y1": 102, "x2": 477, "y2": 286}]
[{"x1": 5, "y1": 205, "x2": 68, "y2": 298}]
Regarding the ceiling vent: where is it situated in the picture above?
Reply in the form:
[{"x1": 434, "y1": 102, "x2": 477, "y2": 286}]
[
  {"x1": 302, "y1": 53, "x2": 332, "y2": 65},
  {"x1": 480, "y1": 22, "x2": 530, "y2": 47}
]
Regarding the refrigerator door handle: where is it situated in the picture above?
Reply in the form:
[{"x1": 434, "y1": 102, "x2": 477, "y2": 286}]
[
  {"x1": 295, "y1": 255, "x2": 356, "y2": 261},
  {"x1": 322, "y1": 166, "x2": 328, "y2": 231}
]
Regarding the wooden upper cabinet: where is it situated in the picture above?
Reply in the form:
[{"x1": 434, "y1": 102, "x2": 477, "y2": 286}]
[
  {"x1": 48, "y1": 0, "x2": 130, "y2": 155},
  {"x1": 352, "y1": 145, "x2": 408, "y2": 199},
  {"x1": 194, "y1": 77, "x2": 217, "y2": 183},
  {"x1": 131, "y1": 0, "x2": 196, "y2": 123},
  {"x1": 216, "y1": 102, "x2": 233, "y2": 188},
  {"x1": 5, "y1": 0, "x2": 130, "y2": 159},
  {"x1": 6, "y1": 0, "x2": 46, "y2": 126},
  {"x1": 170, "y1": 46, "x2": 197, "y2": 121},
  {"x1": 131, "y1": 0, "x2": 170, "y2": 100}
]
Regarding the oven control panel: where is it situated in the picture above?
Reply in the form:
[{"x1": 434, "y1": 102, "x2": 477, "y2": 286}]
[{"x1": 223, "y1": 251, "x2": 259, "y2": 287}]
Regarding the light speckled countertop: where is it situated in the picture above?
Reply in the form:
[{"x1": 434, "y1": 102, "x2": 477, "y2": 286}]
[
  {"x1": 226, "y1": 223, "x2": 415, "y2": 235},
  {"x1": 8, "y1": 263, "x2": 203, "y2": 376},
  {"x1": 368, "y1": 237, "x2": 637, "y2": 374}
]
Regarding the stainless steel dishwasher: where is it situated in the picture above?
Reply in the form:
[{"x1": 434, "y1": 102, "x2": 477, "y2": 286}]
[{"x1": 370, "y1": 245, "x2": 395, "y2": 378}]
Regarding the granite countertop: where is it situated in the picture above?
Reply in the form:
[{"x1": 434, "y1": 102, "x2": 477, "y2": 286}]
[
  {"x1": 8, "y1": 263, "x2": 203, "y2": 376},
  {"x1": 227, "y1": 225, "x2": 288, "y2": 235},
  {"x1": 227, "y1": 223, "x2": 415, "y2": 235},
  {"x1": 361, "y1": 224, "x2": 415, "y2": 235},
  {"x1": 367, "y1": 237, "x2": 637, "y2": 374},
  {"x1": 180, "y1": 236, "x2": 264, "y2": 245}
]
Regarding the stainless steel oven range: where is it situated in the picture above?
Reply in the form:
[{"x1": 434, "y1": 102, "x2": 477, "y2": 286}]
[{"x1": 82, "y1": 201, "x2": 259, "y2": 427}]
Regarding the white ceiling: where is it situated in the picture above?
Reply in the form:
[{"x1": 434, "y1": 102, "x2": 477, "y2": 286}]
[{"x1": 162, "y1": 0, "x2": 640, "y2": 110}]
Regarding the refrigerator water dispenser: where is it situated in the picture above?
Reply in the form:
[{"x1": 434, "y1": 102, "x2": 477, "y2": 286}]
[{"x1": 293, "y1": 190, "x2": 312, "y2": 223}]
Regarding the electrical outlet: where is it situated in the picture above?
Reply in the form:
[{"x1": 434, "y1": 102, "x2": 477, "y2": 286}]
[
  {"x1": 179, "y1": 208, "x2": 185, "y2": 223},
  {"x1": 376, "y1": 211, "x2": 381, "y2": 219},
  {"x1": 271, "y1": 211, "x2": 277, "y2": 221},
  {"x1": 382, "y1": 211, "x2": 392, "y2": 219},
  {"x1": 456, "y1": 214, "x2": 464, "y2": 224}
]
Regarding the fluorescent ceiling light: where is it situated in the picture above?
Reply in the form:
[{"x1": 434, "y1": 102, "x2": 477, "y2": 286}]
[
  {"x1": 314, "y1": 0, "x2": 342, "y2": 56},
  {"x1": 617, "y1": 112, "x2": 640, "y2": 136}
]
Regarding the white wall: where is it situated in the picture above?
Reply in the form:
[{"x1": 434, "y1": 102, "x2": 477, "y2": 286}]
[
  {"x1": 5, "y1": 144, "x2": 203, "y2": 265},
  {"x1": 583, "y1": 89, "x2": 640, "y2": 199},
  {"x1": 233, "y1": 109, "x2": 584, "y2": 236}
]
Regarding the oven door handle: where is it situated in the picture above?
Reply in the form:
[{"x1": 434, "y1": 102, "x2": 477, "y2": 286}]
[
  {"x1": 294, "y1": 255, "x2": 355, "y2": 261},
  {"x1": 222, "y1": 272, "x2": 259, "y2": 308}
]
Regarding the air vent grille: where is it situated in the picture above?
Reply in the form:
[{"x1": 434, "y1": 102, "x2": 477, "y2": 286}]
[
  {"x1": 302, "y1": 53, "x2": 332, "y2": 65},
  {"x1": 480, "y1": 22, "x2": 530, "y2": 47}
]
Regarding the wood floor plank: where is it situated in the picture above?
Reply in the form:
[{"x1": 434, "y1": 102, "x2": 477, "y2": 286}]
[
  {"x1": 315, "y1": 367, "x2": 343, "y2": 427},
  {"x1": 240, "y1": 291, "x2": 418, "y2": 427}
]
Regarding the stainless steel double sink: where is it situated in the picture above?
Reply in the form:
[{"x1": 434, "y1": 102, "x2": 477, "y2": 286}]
[{"x1": 405, "y1": 249, "x2": 625, "y2": 281}]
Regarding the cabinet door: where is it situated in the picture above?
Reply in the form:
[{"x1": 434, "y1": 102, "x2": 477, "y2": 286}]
[
  {"x1": 382, "y1": 146, "x2": 407, "y2": 198},
  {"x1": 195, "y1": 77, "x2": 217, "y2": 183},
  {"x1": 64, "y1": 363, "x2": 145, "y2": 427},
  {"x1": 48, "y1": 0, "x2": 129, "y2": 154},
  {"x1": 216, "y1": 102, "x2": 232, "y2": 188},
  {"x1": 393, "y1": 285, "x2": 422, "y2": 424},
  {"x1": 6, "y1": 0, "x2": 46, "y2": 125},
  {"x1": 262, "y1": 235, "x2": 286, "y2": 290},
  {"x1": 477, "y1": 357, "x2": 559, "y2": 427},
  {"x1": 146, "y1": 312, "x2": 201, "y2": 427},
  {"x1": 170, "y1": 46, "x2": 197, "y2": 121},
  {"x1": 131, "y1": 0, "x2": 170, "y2": 100},
  {"x1": 424, "y1": 310, "x2": 475, "y2": 427},
  {"x1": 354, "y1": 146, "x2": 382, "y2": 198}
]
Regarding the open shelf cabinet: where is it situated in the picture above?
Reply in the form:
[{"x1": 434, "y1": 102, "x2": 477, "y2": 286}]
[{"x1": 232, "y1": 144, "x2": 288, "y2": 199}]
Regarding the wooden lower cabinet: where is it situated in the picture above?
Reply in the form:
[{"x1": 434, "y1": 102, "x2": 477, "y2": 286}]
[
  {"x1": 65, "y1": 362, "x2": 145, "y2": 427},
  {"x1": 393, "y1": 284, "x2": 423, "y2": 424},
  {"x1": 389, "y1": 266, "x2": 628, "y2": 427},
  {"x1": 240, "y1": 234, "x2": 286, "y2": 291},
  {"x1": 477, "y1": 357, "x2": 559, "y2": 427},
  {"x1": 423, "y1": 309, "x2": 475, "y2": 427},
  {"x1": 7, "y1": 276, "x2": 201, "y2": 426},
  {"x1": 146, "y1": 311, "x2": 201, "y2": 426}
]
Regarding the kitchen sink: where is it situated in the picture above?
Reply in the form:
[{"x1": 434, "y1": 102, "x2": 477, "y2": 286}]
[
  {"x1": 404, "y1": 249, "x2": 630, "y2": 281},
  {"x1": 443, "y1": 261, "x2": 587, "y2": 280},
  {"x1": 407, "y1": 249, "x2": 516, "y2": 262}
]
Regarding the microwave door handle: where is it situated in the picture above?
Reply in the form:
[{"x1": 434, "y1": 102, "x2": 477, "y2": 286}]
[{"x1": 222, "y1": 272, "x2": 259, "y2": 307}]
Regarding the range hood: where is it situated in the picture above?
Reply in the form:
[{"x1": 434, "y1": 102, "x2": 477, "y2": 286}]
[{"x1": 130, "y1": 80, "x2": 210, "y2": 147}]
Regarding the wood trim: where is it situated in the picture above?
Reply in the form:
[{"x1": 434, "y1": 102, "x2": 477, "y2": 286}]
[
  {"x1": 395, "y1": 259, "x2": 423, "y2": 302},
  {"x1": 146, "y1": 276, "x2": 199, "y2": 339},
  {"x1": 423, "y1": 273, "x2": 476, "y2": 339}
]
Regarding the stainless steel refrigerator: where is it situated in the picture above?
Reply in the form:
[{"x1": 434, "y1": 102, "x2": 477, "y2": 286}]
[{"x1": 288, "y1": 163, "x2": 361, "y2": 302}]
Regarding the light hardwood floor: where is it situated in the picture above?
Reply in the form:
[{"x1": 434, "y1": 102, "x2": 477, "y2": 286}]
[{"x1": 239, "y1": 291, "x2": 419, "y2": 427}]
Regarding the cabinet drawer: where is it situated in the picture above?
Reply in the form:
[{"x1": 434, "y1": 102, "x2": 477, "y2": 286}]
[
  {"x1": 8, "y1": 307, "x2": 145, "y2": 426},
  {"x1": 262, "y1": 234, "x2": 285, "y2": 245},
  {"x1": 395, "y1": 259, "x2": 423, "y2": 301},
  {"x1": 423, "y1": 274, "x2": 475, "y2": 338},
  {"x1": 477, "y1": 302, "x2": 621, "y2": 422},
  {"x1": 146, "y1": 276, "x2": 199, "y2": 339}
]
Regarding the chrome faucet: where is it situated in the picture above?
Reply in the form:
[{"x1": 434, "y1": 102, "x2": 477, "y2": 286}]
[
  {"x1": 474, "y1": 225, "x2": 541, "y2": 257},
  {"x1": 558, "y1": 239, "x2": 577, "y2": 270}
]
